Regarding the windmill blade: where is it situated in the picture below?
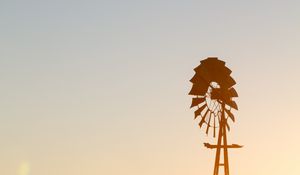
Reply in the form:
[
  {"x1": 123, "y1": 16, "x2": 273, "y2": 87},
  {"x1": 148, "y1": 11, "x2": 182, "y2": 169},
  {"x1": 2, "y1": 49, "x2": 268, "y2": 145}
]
[
  {"x1": 189, "y1": 84, "x2": 208, "y2": 96},
  {"x1": 190, "y1": 97, "x2": 206, "y2": 108},
  {"x1": 200, "y1": 57, "x2": 221, "y2": 64},
  {"x1": 193, "y1": 64, "x2": 204, "y2": 72},
  {"x1": 211, "y1": 66, "x2": 232, "y2": 84},
  {"x1": 226, "y1": 76, "x2": 236, "y2": 88},
  {"x1": 225, "y1": 108, "x2": 235, "y2": 122},
  {"x1": 199, "y1": 109, "x2": 209, "y2": 128},
  {"x1": 194, "y1": 103, "x2": 206, "y2": 119},
  {"x1": 226, "y1": 122, "x2": 230, "y2": 131},
  {"x1": 226, "y1": 100, "x2": 238, "y2": 110},
  {"x1": 200, "y1": 58, "x2": 226, "y2": 75},
  {"x1": 194, "y1": 66, "x2": 212, "y2": 83},
  {"x1": 222, "y1": 66, "x2": 232, "y2": 75},
  {"x1": 205, "y1": 113, "x2": 212, "y2": 134},
  {"x1": 216, "y1": 75, "x2": 236, "y2": 89},
  {"x1": 228, "y1": 87, "x2": 238, "y2": 97},
  {"x1": 190, "y1": 73, "x2": 208, "y2": 84}
]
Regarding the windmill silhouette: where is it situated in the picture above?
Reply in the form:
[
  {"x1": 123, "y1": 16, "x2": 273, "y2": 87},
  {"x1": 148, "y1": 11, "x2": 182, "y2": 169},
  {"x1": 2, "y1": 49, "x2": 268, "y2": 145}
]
[{"x1": 189, "y1": 57, "x2": 242, "y2": 175}]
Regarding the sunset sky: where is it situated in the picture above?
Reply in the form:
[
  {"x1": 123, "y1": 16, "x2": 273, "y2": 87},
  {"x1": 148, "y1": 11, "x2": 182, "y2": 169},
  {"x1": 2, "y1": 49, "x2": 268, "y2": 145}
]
[{"x1": 1, "y1": 0, "x2": 300, "y2": 175}]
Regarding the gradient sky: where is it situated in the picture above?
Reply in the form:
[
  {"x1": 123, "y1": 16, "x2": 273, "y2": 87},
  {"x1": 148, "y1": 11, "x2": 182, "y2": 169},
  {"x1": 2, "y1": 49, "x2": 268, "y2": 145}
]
[{"x1": 1, "y1": 0, "x2": 300, "y2": 175}]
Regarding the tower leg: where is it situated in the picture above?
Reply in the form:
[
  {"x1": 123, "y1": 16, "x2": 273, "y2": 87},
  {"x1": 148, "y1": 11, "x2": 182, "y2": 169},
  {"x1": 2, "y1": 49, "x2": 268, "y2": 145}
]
[
  {"x1": 213, "y1": 119, "x2": 223, "y2": 175},
  {"x1": 223, "y1": 119, "x2": 229, "y2": 175}
]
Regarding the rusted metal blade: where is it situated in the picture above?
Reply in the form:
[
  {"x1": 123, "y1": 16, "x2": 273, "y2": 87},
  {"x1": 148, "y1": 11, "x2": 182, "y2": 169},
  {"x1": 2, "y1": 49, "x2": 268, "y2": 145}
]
[
  {"x1": 225, "y1": 108, "x2": 235, "y2": 122},
  {"x1": 205, "y1": 113, "x2": 212, "y2": 134},
  {"x1": 199, "y1": 109, "x2": 209, "y2": 128},
  {"x1": 226, "y1": 76, "x2": 236, "y2": 88},
  {"x1": 226, "y1": 122, "x2": 230, "y2": 131},
  {"x1": 194, "y1": 103, "x2": 207, "y2": 119},
  {"x1": 190, "y1": 97, "x2": 206, "y2": 108},
  {"x1": 193, "y1": 66, "x2": 213, "y2": 83},
  {"x1": 226, "y1": 100, "x2": 238, "y2": 110},
  {"x1": 222, "y1": 66, "x2": 232, "y2": 75},
  {"x1": 189, "y1": 83, "x2": 208, "y2": 96},
  {"x1": 200, "y1": 57, "x2": 221, "y2": 64},
  {"x1": 228, "y1": 87, "x2": 238, "y2": 97}
]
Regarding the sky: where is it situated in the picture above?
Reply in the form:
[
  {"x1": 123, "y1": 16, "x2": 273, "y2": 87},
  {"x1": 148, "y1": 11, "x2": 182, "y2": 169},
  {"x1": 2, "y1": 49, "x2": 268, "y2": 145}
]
[{"x1": 1, "y1": 0, "x2": 300, "y2": 175}]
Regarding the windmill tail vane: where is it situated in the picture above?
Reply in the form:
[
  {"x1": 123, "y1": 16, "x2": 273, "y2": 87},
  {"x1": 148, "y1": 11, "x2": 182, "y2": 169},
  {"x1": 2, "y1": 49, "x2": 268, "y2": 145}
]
[{"x1": 189, "y1": 57, "x2": 242, "y2": 175}]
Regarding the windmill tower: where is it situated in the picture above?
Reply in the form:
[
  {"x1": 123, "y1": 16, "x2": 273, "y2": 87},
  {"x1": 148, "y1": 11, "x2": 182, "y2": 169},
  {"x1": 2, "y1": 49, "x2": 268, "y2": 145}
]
[{"x1": 189, "y1": 57, "x2": 242, "y2": 175}]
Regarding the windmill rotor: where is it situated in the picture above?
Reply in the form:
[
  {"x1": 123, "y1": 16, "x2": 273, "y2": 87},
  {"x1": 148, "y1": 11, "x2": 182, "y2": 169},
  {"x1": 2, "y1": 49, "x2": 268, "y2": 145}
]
[{"x1": 189, "y1": 57, "x2": 238, "y2": 137}]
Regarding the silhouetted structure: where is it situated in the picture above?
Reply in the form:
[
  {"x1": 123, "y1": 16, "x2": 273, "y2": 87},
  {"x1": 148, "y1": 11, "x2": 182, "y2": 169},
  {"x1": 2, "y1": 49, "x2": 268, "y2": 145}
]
[{"x1": 189, "y1": 57, "x2": 242, "y2": 175}]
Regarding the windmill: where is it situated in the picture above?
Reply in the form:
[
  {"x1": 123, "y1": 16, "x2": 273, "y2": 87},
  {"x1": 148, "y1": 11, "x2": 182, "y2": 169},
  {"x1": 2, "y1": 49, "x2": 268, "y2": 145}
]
[{"x1": 189, "y1": 57, "x2": 242, "y2": 175}]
